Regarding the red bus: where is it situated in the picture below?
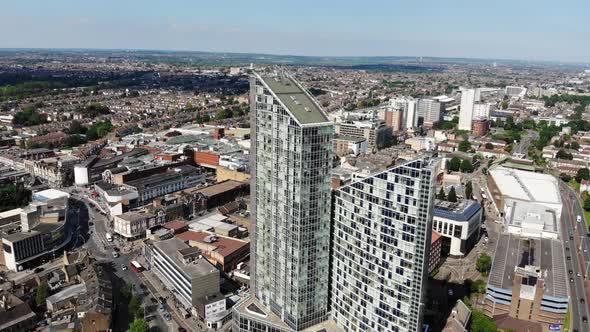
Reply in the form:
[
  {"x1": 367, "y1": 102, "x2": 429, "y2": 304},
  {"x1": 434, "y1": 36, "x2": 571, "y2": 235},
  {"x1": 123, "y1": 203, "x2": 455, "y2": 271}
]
[{"x1": 130, "y1": 261, "x2": 143, "y2": 273}]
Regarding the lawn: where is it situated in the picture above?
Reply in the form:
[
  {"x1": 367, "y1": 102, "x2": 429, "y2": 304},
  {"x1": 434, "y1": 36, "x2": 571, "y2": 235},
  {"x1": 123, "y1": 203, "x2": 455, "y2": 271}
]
[
  {"x1": 585, "y1": 211, "x2": 590, "y2": 229},
  {"x1": 570, "y1": 178, "x2": 581, "y2": 192},
  {"x1": 564, "y1": 305, "x2": 571, "y2": 332}
]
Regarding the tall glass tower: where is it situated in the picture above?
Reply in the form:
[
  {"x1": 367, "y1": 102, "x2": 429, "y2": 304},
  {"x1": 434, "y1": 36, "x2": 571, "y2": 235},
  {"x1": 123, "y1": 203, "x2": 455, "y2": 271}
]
[
  {"x1": 330, "y1": 159, "x2": 436, "y2": 332},
  {"x1": 233, "y1": 71, "x2": 334, "y2": 331}
]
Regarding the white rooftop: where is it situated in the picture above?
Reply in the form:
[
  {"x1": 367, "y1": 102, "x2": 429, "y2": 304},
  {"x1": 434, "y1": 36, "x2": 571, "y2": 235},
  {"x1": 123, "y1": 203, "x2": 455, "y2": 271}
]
[
  {"x1": 489, "y1": 167, "x2": 561, "y2": 205},
  {"x1": 32, "y1": 189, "x2": 70, "y2": 202}
]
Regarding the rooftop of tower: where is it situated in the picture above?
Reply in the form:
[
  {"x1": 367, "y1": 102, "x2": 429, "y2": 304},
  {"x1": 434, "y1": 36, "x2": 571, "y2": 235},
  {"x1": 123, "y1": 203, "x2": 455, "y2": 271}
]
[{"x1": 258, "y1": 73, "x2": 330, "y2": 125}]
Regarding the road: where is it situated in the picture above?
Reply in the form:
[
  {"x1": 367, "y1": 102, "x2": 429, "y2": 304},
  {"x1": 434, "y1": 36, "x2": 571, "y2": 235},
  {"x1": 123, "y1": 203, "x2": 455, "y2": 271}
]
[{"x1": 560, "y1": 181, "x2": 590, "y2": 331}]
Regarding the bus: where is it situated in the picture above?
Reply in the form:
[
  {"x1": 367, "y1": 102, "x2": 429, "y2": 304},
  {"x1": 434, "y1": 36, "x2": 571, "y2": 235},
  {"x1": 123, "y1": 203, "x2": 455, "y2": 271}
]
[
  {"x1": 130, "y1": 261, "x2": 143, "y2": 273},
  {"x1": 105, "y1": 233, "x2": 113, "y2": 242}
]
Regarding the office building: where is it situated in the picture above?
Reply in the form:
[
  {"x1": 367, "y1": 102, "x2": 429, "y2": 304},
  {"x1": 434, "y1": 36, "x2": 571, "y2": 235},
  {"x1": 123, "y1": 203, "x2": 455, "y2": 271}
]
[
  {"x1": 432, "y1": 199, "x2": 483, "y2": 257},
  {"x1": 334, "y1": 120, "x2": 391, "y2": 151},
  {"x1": 505, "y1": 86, "x2": 527, "y2": 98},
  {"x1": 145, "y1": 238, "x2": 223, "y2": 318},
  {"x1": 0, "y1": 189, "x2": 71, "y2": 272},
  {"x1": 379, "y1": 107, "x2": 404, "y2": 131},
  {"x1": 458, "y1": 89, "x2": 480, "y2": 131},
  {"x1": 233, "y1": 71, "x2": 336, "y2": 331},
  {"x1": 472, "y1": 118, "x2": 489, "y2": 136},
  {"x1": 331, "y1": 159, "x2": 436, "y2": 332},
  {"x1": 473, "y1": 102, "x2": 494, "y2": 119},
  {"x1": 333, "y1": 135, "x2": 368, "y2": 157},
  {"x1": 390, "y1": 97, "x2": 417, "y2": 129},
  {"x1": 417, "y1": 98, "x2": 442, "y2": 126}
]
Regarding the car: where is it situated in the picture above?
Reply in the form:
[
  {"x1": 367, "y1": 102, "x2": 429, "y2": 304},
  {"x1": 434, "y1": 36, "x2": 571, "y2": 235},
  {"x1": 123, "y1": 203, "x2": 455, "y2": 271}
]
[
  {"x1": 164, "y1": 313, "x2": 172, "y2": 321},
  {"x1": 581, "y1": 298, "x2": 586, "y2": 304},
  {"x1": 578, "y1": 215, "x2": 582, "y2": 223},
  {"x1": 583, "y1": 316, "x2": 588, "y2": 323},
  {"x1": 158, "y1": 304, "x2": 165, "y2": 312},
  {"x1": 569, "y1": 270, "x2": 573, "y2": 274},
  {"x1": 566, "y1": 247, "x2": 570, "y2": 251},
  {"x1": 121, "y1": 265, "x2": 128, "y2": 271},
  {"x1": 570, "y1": 278, "x2": 574, "y2": 283},
  {"x1": 178, "y1": 328, "x2": 187, "y2": 332},
  {"x1": 567, "y1": 256, "x2": 571, "y2": 261},
  {"x1": 111, "y1": 252, "x2": 119, "y2": 258},
  {"x1": 570, "y1": 236, "x2": 574, "y2": 240},
  {"x1": 587, "y1": 232, "x2": 590, "y2": 237}
]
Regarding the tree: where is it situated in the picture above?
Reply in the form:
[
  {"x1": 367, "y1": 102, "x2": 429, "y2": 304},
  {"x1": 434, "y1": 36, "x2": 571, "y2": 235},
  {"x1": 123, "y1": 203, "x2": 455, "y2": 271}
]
[
  {"x1": 484, "y1": 142, "x2": 494, "y2": 150},
  {"x1": 584, "y1": 194, "x2": 590, "y2": 212},
  {"x1": 559, "y1": 173, "x2": 572, "y2": 182},
  {"x1": 476, "y1": 254, "x2": 492, "y2": 276},
  {"x1": 460, "y1": 159, "x2": 474, "y2": 173},
  {"x1": 128, "y1": 318, "x2": 149, "y2": 332},
  {"x1": 130, "y1": 295, "x2": 142, "y2": 317},
  {"x1": 465, "y1": 181, "x2": 473, "y2": 199},
  {"x1": 449, "y1": 157, "x2": 461, "y2": 172},
  {"x1": 470, "y1": 310, "x2": 497, "y2": 332},
  {"x1": 458, "y1": 140, "x2": 472, "y2": 152},
  {"x1": 437, "y1": 187, "x2": 447, "y2": 200},
  {"x1": 67, "y1": 120, "x2": 86, "y2": 135},
  {"x1": 556, "y1": 149, "x2": 573, "y2": 160},
  {"x1": 36, "y1": 281, "x2": 49, "y2": 306},
  {"x1": 576, "y1": 168, "x2": 590, "y2": 183},
  {"x1": 500, "y1": 100, "x2": 509, "y2": 110},
  {"x1": 447, "y1": 186, "x2": 458, "y2": 202},
  {"x1": 120, "y1": 283, "x2": 133, "y2": 299},
  {"x1": 569, "y1": 141, "x2": 580, "y2": 150}
]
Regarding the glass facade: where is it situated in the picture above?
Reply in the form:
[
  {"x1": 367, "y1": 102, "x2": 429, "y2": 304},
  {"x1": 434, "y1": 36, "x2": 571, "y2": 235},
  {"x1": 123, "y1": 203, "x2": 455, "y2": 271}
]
[
  {"x1": 330, "y1": 160, "x2": 435, "y2": 332},
  {"x1": 246, "y1": 73, "x2": 334, "y2": 331}
]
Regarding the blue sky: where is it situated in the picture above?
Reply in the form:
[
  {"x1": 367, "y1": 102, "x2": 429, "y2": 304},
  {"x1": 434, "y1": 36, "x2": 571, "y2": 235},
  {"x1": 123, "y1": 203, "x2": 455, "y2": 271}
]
[{"x1": 1, "y1": 0, "x2": 588, "y2": 62}]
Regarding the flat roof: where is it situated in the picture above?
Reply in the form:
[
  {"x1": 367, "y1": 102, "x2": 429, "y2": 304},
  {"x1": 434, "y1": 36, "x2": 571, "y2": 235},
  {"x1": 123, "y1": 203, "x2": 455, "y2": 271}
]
[
  {"x1": 488, "y1": 233, "x2": 567, "y2": 299},
  {"x1": 176, "y1": 231, "x2": 248, "y2": 258},
  {"x1": 489, "y1": 167, "x2": 561, "y2": 205},
  {"x1": 32, "y1": 189, "x2": 69, "y2": 202},
  {"x1": 153, "y1": 238, "x2": 218, "y2": 278},
  {"x1": 187, "y1": 180, "x2": 247, "y2": 197},
  {"x1": 505, "y1": 200, "x2": 559, "y2": 235},
  {"x1": 434, "y1": 199, "x2": 481, "y2": 222},
  {"x1": 258, "y1": 73, "x2": 329, "y2": 125}
]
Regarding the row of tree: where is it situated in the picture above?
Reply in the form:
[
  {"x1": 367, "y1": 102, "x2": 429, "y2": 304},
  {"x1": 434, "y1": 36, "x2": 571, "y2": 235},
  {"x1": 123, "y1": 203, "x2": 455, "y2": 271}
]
[{"x1": 449, "y1": 157, "x2": 474, "y2": 173}]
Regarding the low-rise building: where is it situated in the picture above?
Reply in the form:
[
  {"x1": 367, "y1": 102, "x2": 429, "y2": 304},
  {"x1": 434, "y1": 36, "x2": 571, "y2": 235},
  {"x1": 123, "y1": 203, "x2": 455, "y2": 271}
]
[
  {"x1": 0, "y1": 189, "x2": 71, "y2": 272},
  {"x1": 176, "y1": 231, "x2": 250, "y2": 272},
  {"x1": 145, "y1": 238, "x2": 223, "y2": 319},
  {"x1": 333, "y1": 135, "x2": 368, "y2": 157},
  {"x1": 432, "y1": 199, "x2": 483, "y2": 256},
  {"x1": 113, "y1": 210, "x2": 165, "y2": 239},
  {"x1": 429, "y1": 231, "x2": 442, "y2": 273},
  {"x1": 0, "y1": 291, "x2": 37, "y2": 332}
]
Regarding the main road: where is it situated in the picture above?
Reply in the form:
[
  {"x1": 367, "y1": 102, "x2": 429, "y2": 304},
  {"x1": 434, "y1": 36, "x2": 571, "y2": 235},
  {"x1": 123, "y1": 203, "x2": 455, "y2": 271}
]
[{"x1": 560, "y1": 181, "x2": 590, "y2": 331}]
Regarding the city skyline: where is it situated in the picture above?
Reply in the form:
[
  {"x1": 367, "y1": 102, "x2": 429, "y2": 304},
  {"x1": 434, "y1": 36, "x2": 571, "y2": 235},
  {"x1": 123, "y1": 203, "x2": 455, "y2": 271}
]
[{"x1": 1, "y1": 0, "x2": 589, "y2": 63}]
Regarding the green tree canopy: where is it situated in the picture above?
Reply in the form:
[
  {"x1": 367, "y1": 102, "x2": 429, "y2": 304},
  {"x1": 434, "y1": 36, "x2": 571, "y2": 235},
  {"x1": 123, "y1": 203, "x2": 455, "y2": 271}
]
[
  {"x1": 447, "y1": 186, "x2": 458, "y2": 202},
  {"x1": 12, "y1": 105, "x2": 48, "y2": 126},
  {"x1": 460, "y1": 159, "x2": 474, "y2": 173},
  {"x1": 36, "y1": 281, "x2": 49, "y2": 307},
  {"x1": 458, "y1": 140, "x2": 472, "y2": 152},
  {"x1": 437, "y1": 187, "x2": 446, "y2": 200},
  {"x1": 465, "y1": 181, "x2": 473, "y2": 199},
  {"x1": 476, "y1": 254, "x2": 492, "y2": 276},
  {"x1": 0, "y1": 184, "x2": 31, "y2": 212},
  {"x1": 128, "y1": 318, "x2": 149, "y2": 332},
  {"x1": 130, "y1": 295, "x2": 142, "y2": 318},
  {"x1": 556, "y1": 149, "x2": 573, "y2": 160},
  {"x1": 576, "y1": 168, "x2": 590, "y2": 183},
  {"x1": 86, "y1": 121, "x2": 114, "y2": 141},
  {"x1": 484, "y1": 143, "x2": 494, "y2": 149},
  {"x1": 470, "y1": 310, "x2": 497, "y2": 332},
  {"x1": 584, "y1": 195, "x2": 590, "y2": 211},
  {"x1": 449, "y1": 157, "x2": 461, "y2": 172}
]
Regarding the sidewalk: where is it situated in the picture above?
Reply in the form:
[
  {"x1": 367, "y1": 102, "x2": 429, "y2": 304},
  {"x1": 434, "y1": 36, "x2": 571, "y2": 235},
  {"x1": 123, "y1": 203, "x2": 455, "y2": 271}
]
[{"x1": 140, "y1": 270, "x2": 205, "y2": 332}]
